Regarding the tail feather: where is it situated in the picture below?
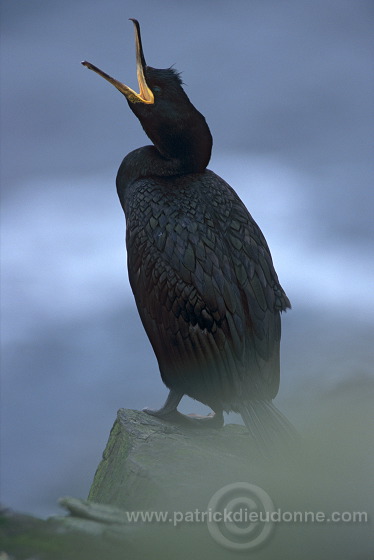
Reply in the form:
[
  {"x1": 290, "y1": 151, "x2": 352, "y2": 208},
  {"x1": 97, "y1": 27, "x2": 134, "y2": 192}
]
[{"x1": 238, "y1": 400, "x2": 298, "y2": 454}]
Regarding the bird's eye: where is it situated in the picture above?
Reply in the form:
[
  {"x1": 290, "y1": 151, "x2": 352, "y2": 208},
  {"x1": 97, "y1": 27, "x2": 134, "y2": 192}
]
[{"x1": 152, "y1": 86, "x2": 162, "y2": 94}]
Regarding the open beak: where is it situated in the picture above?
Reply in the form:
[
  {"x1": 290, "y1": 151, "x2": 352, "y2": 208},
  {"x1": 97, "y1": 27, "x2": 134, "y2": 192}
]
[{"x1": 81, "y1": 19, "x2": 154, "y2": 104}]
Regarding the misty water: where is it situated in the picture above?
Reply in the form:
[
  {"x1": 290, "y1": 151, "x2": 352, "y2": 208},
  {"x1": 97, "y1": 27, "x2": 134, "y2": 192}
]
[{"x1": 1, "y1": 1, "x2": 373, "y2": 558}]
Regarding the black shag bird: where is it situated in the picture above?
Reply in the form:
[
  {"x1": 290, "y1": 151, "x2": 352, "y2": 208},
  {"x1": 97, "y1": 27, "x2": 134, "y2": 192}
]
[{"x1": 82, "y1": 20, "x2": 294, "y2": 445}]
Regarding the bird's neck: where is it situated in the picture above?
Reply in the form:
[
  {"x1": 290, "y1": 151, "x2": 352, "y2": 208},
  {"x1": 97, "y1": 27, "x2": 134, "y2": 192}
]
[
  {"x1": 117, "y1": 145, "x2": 191, "y2": 184},
  {"x1": 117, "y1": 105, "x2": 213, "y2": 184},
  {"x1": 117, "y1": 134, "x2": 211, "y2": 186}
]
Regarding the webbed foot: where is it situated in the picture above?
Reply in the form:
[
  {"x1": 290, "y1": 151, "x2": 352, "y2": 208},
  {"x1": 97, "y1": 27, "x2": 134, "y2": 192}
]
[
  {"x1": 143, "y1": 407, "x2": 224, "y2": 428},
  {"x1": 143, "y1": 389, "x2": 224, "y2": 429}
]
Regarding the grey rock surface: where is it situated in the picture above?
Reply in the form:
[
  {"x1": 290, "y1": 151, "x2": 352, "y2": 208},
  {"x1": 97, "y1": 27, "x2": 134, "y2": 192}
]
[
  {"x1": 2, "y1": 397, "x2": 373, "y2": 560},
  {"x1": 88, "y1": 409, "x2": 265, "y2": 511}
]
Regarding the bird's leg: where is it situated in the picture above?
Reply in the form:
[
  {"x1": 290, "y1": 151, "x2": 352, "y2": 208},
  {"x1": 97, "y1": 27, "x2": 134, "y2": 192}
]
[
  {"x1": 143, "y1": 389, "x2": 183, "y2": 418},
  {"x1": 143, "y1": 389, "x2": 224, "y2": 429}
]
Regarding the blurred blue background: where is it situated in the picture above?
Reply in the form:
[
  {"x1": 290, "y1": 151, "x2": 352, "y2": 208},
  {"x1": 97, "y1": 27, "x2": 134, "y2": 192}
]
[{"x1": 1, "y1": 0, "x2": 373, "y2": 518}]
